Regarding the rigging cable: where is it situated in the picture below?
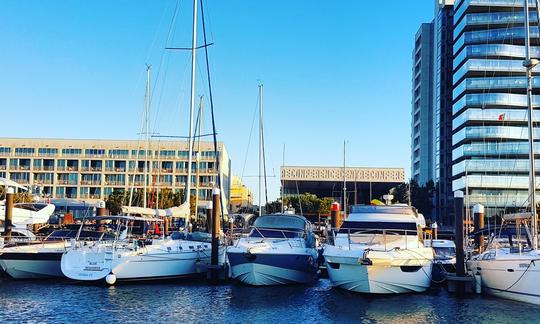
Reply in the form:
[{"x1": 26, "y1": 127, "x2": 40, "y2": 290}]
[{"x1": 200, "y1": 0, "x2": 225, "y2": 225}]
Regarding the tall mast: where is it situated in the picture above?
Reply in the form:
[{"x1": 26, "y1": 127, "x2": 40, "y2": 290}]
[
  {"x1": 258, "y1": 84, "x2": 263, "y2": 216},
  {"x1": 343, "y1": 140, "x2": 347, "y2": 219},
  {"x1": 143, "y1": 65, "x2": 151, "y2": 209},
  {"x1": 185, "y1": 0, "x2": 198, "y2": 230},
  {"x1": 281, "y1": 144, "x2": 285, "y2": 213},
  {"x1": 524, "y1": 0, "x2": 539, "y2": 249}
]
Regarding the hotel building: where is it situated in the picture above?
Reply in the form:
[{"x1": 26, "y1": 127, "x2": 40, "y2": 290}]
[{"x1": 0, "y1": 138, "x2": 231, "y2": 209}]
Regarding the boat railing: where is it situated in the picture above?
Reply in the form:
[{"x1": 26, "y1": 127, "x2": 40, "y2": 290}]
[
  {"x1": 245, "y1": 227, "x2": 305, "y2": 249},
  {"x1": 332, "y1": 227, "x2": 420, "y2": 251},
  {"x1": 0, "y1": 234, "x2": 114, "y2": 250}
]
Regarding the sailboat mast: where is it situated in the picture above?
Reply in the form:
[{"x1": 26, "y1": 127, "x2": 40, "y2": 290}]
[
  {"x1": 259, "y1": 84, "x2": 263, "y2": 216},
  {"x1": 523, "y1": 0, "x2": 539, "y2": 249},
  {"x1": 185, "y1": 0, "x2": 198, "y2": 229},
  {"x1": 343, "y1": 140, "x2": 347, "y2": 218},
  {"x1": 144, "y1": 65, "x2": 151, "y2": 209},
  {"x1": 281, "y1": 144, "x2": 285, "y2": 213}
]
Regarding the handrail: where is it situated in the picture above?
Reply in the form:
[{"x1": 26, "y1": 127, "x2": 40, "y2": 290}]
[{"x1": 332, "y1": 227, "x2": 419, "y2": 251}]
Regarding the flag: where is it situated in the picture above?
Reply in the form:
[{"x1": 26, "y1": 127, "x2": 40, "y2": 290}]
[{"x1": 498, "y1": 113, "x2": 505, "y2": 121}]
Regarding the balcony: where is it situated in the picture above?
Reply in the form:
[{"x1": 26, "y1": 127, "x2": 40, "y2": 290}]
[
  {"x1": 0, "y1": 165, "x2": 6, "y2": 170},
  {"x1": 80, "y1": 180, "x2": 101, "y2": 186},
  {"x1": 18, "y1": 165, "x2": 31, "y2": 171},
  {"x1": 12, "y1": 178, "x2": 29, "y2": 184},
  {"x1": 57, "y1": 180, "x2": 78, "y2": 185},
  {"x1": 34, "y1": 179, "x2": 53, "y2": 185},
  {"x1": 105, "y1": 181, "x2": 125, "y2": 186}
]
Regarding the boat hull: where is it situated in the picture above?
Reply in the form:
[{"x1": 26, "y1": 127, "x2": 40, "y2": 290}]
[
  {"x1": 324, "y1": 248, "x2": 433, "y2": 294},
  {"x1": 227, "y1": 251, "x2": 318, "y2": 286},
  {"x1": 468, "y1": 258, "x2": 540, "y2": 305},
  {"x1": 61, "y1": 240, "x2": 212, "y2": 282},
  {"x1": 0, "y1": 252, "x2": 63, "y2": 279}
]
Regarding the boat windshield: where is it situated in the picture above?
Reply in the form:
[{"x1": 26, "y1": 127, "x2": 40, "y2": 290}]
[
  {"x1": 250, "y1": 215, "x2": 306, "y2": 238},
  {"x1": 434, "y1": 247, "x2": 455, "y2": 259}
]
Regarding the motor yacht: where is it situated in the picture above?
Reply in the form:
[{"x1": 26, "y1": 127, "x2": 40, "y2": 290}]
[
  {"x1": 323, "y1": 204, "x2": 433, "y2": 294},
  {"x1": 227, "y1": 213, "x2": 319, "y2": 286}
]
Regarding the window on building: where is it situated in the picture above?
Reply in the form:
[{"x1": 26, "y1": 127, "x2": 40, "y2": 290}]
[
  {"x1": 38, "y1": 148, "x2": 58, "y2": 156},
  {"x1": 62, "y1": 148, "x2": 82, "y2": 156},
  {"x1": 15, "y1": 148, "x2": 35, "y2": 156},
  {"x1": 85, "y1": 149, "x2": 105, "y2": 156}
]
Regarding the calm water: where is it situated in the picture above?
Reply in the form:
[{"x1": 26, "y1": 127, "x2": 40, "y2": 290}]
[{"x1": 1, "y1": 278, "x2": 540, "y2": 323}]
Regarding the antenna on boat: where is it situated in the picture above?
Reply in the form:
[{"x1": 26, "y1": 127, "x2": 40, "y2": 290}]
[{"x1": 524, "y1": 0, "x2": 539, "y2": 250}]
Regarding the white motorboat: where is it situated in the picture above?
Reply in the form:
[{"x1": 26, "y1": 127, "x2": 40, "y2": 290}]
[
  {"x1": 323, "y1": 204, "x2": 433, "y2": 294},
  {"x1": 60, "y1": 216, "x2": 214, "y2": 284},
  {"x1": 227, "y1": 214, "x2": 319, "y2": 286},
  {"x1": 0, "y1": 228, "x2": 113, "y2": 279},
  {"x1": 425, "y1": 239, "x2": 455, "y2": 283}
]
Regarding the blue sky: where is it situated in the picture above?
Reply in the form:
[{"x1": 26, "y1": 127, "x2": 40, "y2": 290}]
[{"x1": 0, "y1": 0, "x2": 434, "y2": 203}]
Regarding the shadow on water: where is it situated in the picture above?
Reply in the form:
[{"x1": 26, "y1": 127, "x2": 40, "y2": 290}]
[{"x1": 2, "y1": 278, "x2": 540, "y2": 323}]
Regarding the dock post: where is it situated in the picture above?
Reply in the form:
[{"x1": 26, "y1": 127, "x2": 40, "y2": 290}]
[
  {"x1": 96, "y1": 200, "x2": 106, "y2": 232},
  {"x1": 206, "y1": 203, "x2": 212, "y2": 233},
  {"x1": 4, "y1": 187, "x2": 14, "y2": 241},
  {"x1": 209, "y1": 187, "x2": 221, "y2": 283},
  {"x1": 473, "y1": 204, "x2": 485, "y2": 253},
  {"x1": 330, "y1": 202, "x2": 342, "y2": 229},
  {"x1": 454, "y1": 190, "x2": 465, "y2": 295}
]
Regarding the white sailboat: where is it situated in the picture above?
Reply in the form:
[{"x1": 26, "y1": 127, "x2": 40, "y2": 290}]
[
  {"x1": 466, "y1": 0, "x2": 540, "y2": 305},
  {"x1": 60, "y1": 0, "x2": 216, "y2": 285}
]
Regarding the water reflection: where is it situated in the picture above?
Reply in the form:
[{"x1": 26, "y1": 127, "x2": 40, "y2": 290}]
[{"x1": 1, "y1": 279, "x2": 540, "y2": 323}]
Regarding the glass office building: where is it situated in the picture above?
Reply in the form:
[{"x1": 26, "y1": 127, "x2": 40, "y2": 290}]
[
  {"x1": 411, "y1": 23, "x2": 434, "y2": 186},
  {"x1": 411, "y1": 1, "x2": 455, "y2": 225},
  {"x1": 452, "y1": 0, "x2": 540, "y2": 214}
]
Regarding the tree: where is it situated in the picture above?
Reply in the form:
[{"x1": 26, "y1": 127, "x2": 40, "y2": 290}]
[
  {"x1": 264, "y1": 193, "x2": 334, "y2": 215},
  {"x1": 106, "y1": 190, "x2": 126, "y2": 215},
  {"x1": 390, "y1": 180, "x2": 435, "y2": 217}
]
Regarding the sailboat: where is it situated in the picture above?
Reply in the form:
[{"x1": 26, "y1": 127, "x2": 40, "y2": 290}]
[
  {"x1": 466, "y1": 1, "x2": 540, "y2": 305},
  {"x1": 60, "y1": 0, "x2": 216, "y2": 285}
]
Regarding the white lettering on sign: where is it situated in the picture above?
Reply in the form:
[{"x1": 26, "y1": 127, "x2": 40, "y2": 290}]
[{"x1": 281, "y1": 166, "x2": 405, "y2": 183}]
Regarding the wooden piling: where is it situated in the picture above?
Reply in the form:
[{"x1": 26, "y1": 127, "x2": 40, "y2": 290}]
[
  {"x1": 4, "y1": 187, "x2": 14, "y2": 241},
  {"x1": 96, "y1": 200, "x2": 106, "y2": 232},
  {"x1": 473, "y1": 204, "x2": 485, "y2": 253}
]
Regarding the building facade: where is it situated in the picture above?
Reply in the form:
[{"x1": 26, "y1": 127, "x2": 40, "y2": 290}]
[
  {"x1": 281, "y1": 166, "x2": 405, "y2": 207},
  {"x1": 411, "y1": 23, "x2": 434, "y2": 185},
  {"x1": 229, "y1": 175, "x2": 253, "y2": 212},
  {"x1": 0, "y1": 138, "x2": 231, "y2": 209},
  {"x1": 433, "y1": 0, "x2": 455, "y2": 225},
  {"x1": 411, "y1": 0, "x2": 456, "y2": 225},
  {"x1": 452, "y1": 0, "x2": 539, "y2": 215}
]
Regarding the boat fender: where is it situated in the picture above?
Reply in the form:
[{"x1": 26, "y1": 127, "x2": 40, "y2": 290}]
[
  {"x1": 105, "y1": 274, "x2": 117, "y2": 285},
  {"x1": 474, "y1": 271, "x2": 482, "y2": 294}
]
